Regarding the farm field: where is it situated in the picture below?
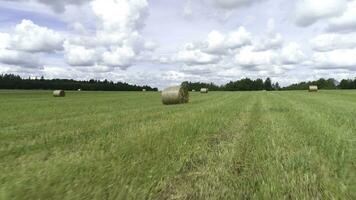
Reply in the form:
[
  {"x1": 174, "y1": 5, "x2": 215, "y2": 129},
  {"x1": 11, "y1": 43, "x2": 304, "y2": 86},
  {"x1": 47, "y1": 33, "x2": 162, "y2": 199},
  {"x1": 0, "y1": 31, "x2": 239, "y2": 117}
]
[{"x1": 0, "y1": 90, "x2": 355, "y2": 199}]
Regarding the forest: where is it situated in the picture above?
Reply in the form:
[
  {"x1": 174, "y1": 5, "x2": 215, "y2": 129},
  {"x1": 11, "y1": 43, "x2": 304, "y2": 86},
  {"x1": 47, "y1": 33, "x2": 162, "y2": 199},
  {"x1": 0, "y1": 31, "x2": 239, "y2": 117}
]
[
  {"x1": 0, "y1": 74, "x2": 158, "y2": 91},
  {"x1": 1, "y1": 74, "x2": 356, "y2": 91}
]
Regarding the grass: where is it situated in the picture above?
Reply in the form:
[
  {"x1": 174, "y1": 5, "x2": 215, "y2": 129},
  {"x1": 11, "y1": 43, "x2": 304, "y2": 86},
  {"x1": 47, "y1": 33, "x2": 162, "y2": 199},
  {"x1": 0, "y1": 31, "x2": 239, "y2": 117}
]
[{"x1": 0, "y1": 90, "x2": 355, "y2": 199}]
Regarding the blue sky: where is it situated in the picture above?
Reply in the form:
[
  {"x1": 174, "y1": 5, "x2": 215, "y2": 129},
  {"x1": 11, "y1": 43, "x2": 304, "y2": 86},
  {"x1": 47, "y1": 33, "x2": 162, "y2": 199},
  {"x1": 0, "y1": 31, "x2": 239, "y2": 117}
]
[{"x1": 0, "y1": 0, "x2": 356, "y2": 88}]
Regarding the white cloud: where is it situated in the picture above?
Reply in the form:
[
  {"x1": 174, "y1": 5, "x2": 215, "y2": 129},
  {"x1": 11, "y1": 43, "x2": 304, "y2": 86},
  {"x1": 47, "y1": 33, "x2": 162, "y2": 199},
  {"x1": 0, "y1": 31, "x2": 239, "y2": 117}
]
[
  {"x1": 0, "y1": 20, "x2": 63, "y2": 54},
  {"x1": 205, "y1": 30, "x2": 226, "y2": 54},
  {"x1": 171, "y1": 27, "x2": 251, "y2": 66},
  {"x1": 311, "y1": 33, "x2": 356, "y2": 52},
  {"x1": 0, "y1": 33, "x2": 10, "y2": 49},
  {"x1": 176, "y1": 47, "x2": 220, "y2": 65},
  {"x1": 10, "y1": 20, "x2": 64, "y2": 53},
  {"x1": 294, "y1": 0, "x2": 347, "y2": 26},
  {"x1": 254, "y1": 33, "x2": 283, "y2": 51},
  {"x1": 235, "y1": 46, "x2": 278, "y2": 67},
  {"x1": 144, "y1": 41, "x2": 158, "y2": 51},
  {"x1": 101, "y1": 46, "x2": 135, "y2": 69},
  {"x1": 204, "y1": 27, "x2": 251, "y2": 54},
  {"x1": 3, "y1": 0, "x2": 89, "y2": 13},
  {"x1": 312, "y1": 49, "x2": 356, "y2": 70},
  {"x1": 0, "y1": 20, "x2": 62, "y2": 68},
  {"x1": 170, "y1": 19, "x2": 305, "y2": 77},
  {"x1": 91, "y1": 0, "x2": 147, "y2": 36},
  {"x1": 0, "y1": 49, "x2": 40, "y2": 68},
  {"x1": 254, "y1": 19, "x2": 283, "y2": 51},
  {"x1": 183, "y1": 0, "x2": 193, "y2": 18},
  {"x1": 211, "y1": 0, "x2": 264, "y2": 9},
  {"x1": 64, "y1": 42, "x2": 99, "y2": 66},
  {"x1": 63, "y1": 0, "x2": 150, "y2": 70},
  {"x1": 181, "y1": 63, "x2": 219, "y2": 75},
  {"x1": 281, "y1": 42, "x2": 305, "y2": 65},
  {"x1": 327, "y1": 1, "x2": 356, "y2": 32},
  {"x1": 177, "y1": 27, "x2": 252, "y2": 56}
]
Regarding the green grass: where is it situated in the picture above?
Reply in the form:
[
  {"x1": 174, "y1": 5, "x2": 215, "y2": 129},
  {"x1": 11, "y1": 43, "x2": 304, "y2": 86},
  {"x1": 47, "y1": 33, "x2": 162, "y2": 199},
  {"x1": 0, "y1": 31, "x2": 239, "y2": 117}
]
[{"x1": 0, "y1": 90, "x2": 355, "y2": 199}]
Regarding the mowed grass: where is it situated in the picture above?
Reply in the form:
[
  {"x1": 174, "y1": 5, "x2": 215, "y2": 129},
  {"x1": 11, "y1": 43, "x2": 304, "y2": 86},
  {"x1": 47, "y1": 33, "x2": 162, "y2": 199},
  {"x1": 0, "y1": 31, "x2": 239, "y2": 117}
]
[{"x1": 0, "y1": 90, "x2": 355, "y2": 199}]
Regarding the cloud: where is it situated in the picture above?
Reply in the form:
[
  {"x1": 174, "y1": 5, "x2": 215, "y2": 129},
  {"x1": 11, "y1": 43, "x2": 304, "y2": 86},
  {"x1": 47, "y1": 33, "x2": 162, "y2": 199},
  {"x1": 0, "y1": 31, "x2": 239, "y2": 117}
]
[
  {"x1": 0, "y1": 49, "x2": 40, "y2": 68},
  {"x1": 0, "y1": 0, "x2": 151, "y2": 71},
  {"x1": 205, "y1": 27, "x2": 252, "y2": 54},
  {"x1": 3, "y1": 0, "x2": 89, "y2": 13},
  {"x1": 91, "y1": 0, "x2": 147, "y2": 34},
  {"x1": 170, "y1": 27, "x2": 252, "y2": 66},
  {"x1": 235, "y1": 46, "x2": 278, "y2": 68},
  {"x1": 294, "y1": 0, "x2": 347, "y2": 26},
  {"x1": 64, "y1": 42, "x2": 99, "y2": 66},
  {"x1": 170, "y1": 19, "x2": 305, "y2": 78},
  {"x1": 0, "y1": 20, "x2": 62, "y2": 68},
  {"x1": 0, "y1": 33, "x2": 10, "y2": 49},
  {"x1": 101, "y1": 46, "x2": 136, "y2": 69},
  {"x1": 312, "y1": 49, "x2": 356, "y2": 70},
  {"x1": 0, "y1": 20, "x2": 64, "y2": 53},
  {"x1": 204, "y1": 31, "x2": 226, "y2": 54},
  {"x1": 63, "y1": 0, "x2": 150, "y2": 69},
  {"x1": 9, "y1": 20, "x2": 64, "y2": 53},
  {"x1": 281, "y1": 42, "x2": 305, "y2": 65},
  {"x1": 175, "y1": 44, "x2": 221, "y2": 65},
  {"x1": 326, "y1": 1, "x2": 356, "y2": 32},
  {"x1": 311, "y1": 33, "x2": 356, "y2": 52},
  {"x1": 225, "y1": 27, "x2": 252, "y2": 48},
  {"x1": 211, "y1": 0, "x2": 265, "y2": 9},
  {"x1": 253, "y1": 19, "x2": 283, "y2": 51}
]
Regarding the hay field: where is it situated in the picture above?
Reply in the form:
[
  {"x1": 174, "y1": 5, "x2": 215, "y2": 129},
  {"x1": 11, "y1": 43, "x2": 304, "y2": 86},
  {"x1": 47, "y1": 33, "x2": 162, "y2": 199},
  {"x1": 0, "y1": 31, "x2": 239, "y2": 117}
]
[{"x1": 0, "y1": 90, "x2": 355, "y2": 199}]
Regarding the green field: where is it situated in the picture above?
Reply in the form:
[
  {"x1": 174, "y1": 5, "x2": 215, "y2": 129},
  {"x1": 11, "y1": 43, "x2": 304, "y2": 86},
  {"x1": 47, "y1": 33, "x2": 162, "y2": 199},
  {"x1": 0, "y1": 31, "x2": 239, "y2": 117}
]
[{"x1": 0, "y1": 90, "x2": 355, "y2": 199}]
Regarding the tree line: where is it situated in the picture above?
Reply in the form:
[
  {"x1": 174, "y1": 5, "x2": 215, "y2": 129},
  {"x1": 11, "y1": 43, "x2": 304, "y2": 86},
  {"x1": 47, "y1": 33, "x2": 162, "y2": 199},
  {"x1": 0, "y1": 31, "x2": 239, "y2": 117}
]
[
  {"x1": 183, "y1": 77, "x2": 356, "y2": 91},
  {"x1": 2, "y1": 73, "x2": 356, "y2": 91},
  {"x1": 282, "y1": 78, "x2": 338, "y2": 90},
  {"x1": 0, "y1": 74, "x2": 158, "y2": 91},
  {"x1": 182, "y1": 78, "x2": 280, "y2": 91}
]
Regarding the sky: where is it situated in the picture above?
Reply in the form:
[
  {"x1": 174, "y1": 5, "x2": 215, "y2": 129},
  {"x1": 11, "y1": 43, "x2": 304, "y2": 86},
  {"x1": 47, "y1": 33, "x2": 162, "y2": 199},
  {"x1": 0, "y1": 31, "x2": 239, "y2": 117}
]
[{"x1": 0, "y1": 0, "x2": 356, "y2": 89}]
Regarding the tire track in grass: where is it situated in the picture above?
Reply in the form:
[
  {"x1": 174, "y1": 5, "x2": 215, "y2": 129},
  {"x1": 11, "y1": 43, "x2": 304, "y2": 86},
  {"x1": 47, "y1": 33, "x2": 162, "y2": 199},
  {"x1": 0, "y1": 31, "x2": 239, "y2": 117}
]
[
  {"x1": 152, "y1": 91, "x2": 354, "y2": 199},
  {"x1": 284, "y1": 91, "x2": 356, "y2": 134},
  {"x1": 249, "y1": 93, "x2": 330, "y2": 199},
  {"x1": 153, "y1": 93, "x2": 262, "y2": 199},
  {"x1": 276, "y1": 92, "x2": 355, "y2": 159},
  {"x1": 268, "y1": 92, "x2": 355, "y2": 199}
]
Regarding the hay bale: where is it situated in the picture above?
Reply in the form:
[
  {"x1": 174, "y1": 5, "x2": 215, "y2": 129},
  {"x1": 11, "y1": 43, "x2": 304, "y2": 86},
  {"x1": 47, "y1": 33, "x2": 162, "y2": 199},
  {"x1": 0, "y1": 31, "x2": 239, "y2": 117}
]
[
  {"x1": 161, "y1": 86, "x2": 189, "y2": 105},
  {"x1": 142, "y1": 89, "x2": 147, "y2": 92},
  {"x1": 53, "y1": 90, "x2": 65, "y2": 97},
  {"x1": 309, "y1": 85, "x2": 318, "y2": 92},
  {"x1": 192, "y1": 89, "x2": 196, "y2": 92},
  {"x1": 200, "y1": 88, "x2": 208, "y2": 93},
  {"x1": 78, "y1": 89, "x2": 82, "y2": 91}
]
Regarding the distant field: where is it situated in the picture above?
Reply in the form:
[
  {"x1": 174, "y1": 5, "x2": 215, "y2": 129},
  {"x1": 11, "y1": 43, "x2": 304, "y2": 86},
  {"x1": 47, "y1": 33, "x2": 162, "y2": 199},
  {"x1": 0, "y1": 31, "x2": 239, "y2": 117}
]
[{"x1": 0, "y1": 90, "x2": 355, "y2": 199}]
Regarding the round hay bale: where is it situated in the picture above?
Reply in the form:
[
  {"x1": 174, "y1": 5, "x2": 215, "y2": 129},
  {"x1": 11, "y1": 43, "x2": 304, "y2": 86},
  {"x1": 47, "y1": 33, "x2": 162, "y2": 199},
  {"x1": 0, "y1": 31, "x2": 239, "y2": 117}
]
[
  {"x1": 192, "y1": 89, "x2": 196, "y2": 92},
  {"x1": 53, "y1": 90, "x2": 65, "y2": 97},
  {"x1": 309, "y1": 85, "x2": 318, "y2": 92},
  {"x1": 161, "y1": 86, "x2": 189, "y2": 105},
  {"x1": 78, "y1": 89, "x2": 82, "y2": 91},
  {"x1": 200, "y1": 88, "x2": 208, "y2": 93},
  {"x1": 142, "y1": 89, "x2": 147, "y2": 92}
]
